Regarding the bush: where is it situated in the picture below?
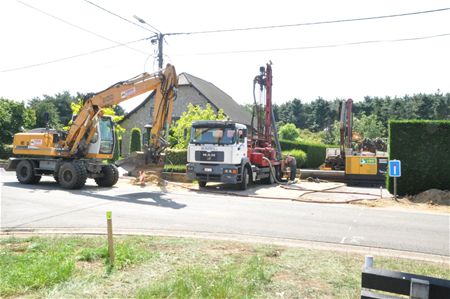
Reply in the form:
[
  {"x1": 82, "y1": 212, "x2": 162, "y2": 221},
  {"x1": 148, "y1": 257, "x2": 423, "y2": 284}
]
[
  {"x1": 282, "y1": 150, "x2": 307, "y2": 167},
  {"x1": 164, "y1": 148, "x2": 187, "y2": 165},
  {"x1": 0, "y1": 144, "x2": 12, "y2": 159},
  {"x1": 129, "y1": 128, "x2": 142, "y2": 153},
  {"x1": 280, "y1": 139, "x2": 327, "y2": 168},
  {"x1": 387, "y1": 120, "x2": 450, "y2": 196},
  {"x1": 163, "y1": 164, "x2": 186, "y2": 173}
]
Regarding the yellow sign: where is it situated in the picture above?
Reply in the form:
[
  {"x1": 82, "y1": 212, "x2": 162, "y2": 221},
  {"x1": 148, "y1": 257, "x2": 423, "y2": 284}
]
[{"x1": 106, "y1": 211, "x2": 112, "y2": 219}]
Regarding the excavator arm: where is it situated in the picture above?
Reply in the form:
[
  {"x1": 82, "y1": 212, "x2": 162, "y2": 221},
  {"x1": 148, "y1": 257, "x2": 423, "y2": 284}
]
[{"x1": 64, "y1": 64, "x2": 177, "y2": 157}]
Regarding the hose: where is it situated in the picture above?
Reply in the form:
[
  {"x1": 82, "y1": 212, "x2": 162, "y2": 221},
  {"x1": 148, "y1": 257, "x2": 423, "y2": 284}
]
[{"x1": 262, "y1": 156, "x2": 287, "y2": 185}]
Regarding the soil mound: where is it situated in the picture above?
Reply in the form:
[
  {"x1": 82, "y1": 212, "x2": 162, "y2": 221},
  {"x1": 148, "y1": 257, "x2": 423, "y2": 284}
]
[{"x1": 410, "y1": 189, "x2": 450, "y2": 205}]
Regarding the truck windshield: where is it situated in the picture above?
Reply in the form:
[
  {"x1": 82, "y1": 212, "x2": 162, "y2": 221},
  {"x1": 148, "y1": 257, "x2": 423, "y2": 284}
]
[{"x1": 190, "y1": 127, "x2": 236, "y2": 145}]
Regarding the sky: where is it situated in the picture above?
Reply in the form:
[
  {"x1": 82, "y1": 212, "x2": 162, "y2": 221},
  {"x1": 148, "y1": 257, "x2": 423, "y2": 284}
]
[{"x1": 1, "y1": 0, "x2": 449, "y2": 112}]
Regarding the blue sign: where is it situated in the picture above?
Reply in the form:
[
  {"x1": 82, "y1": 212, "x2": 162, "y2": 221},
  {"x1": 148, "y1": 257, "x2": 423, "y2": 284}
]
[{"x1": 389, "y1": 160, "x2": 401, "y2": 177}]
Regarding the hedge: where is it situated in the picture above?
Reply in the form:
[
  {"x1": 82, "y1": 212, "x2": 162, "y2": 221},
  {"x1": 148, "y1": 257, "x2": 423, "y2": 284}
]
[
  {"x1": 387, "y1": 120, "x2": 450, "y2": 196},
  {"x1": 282, "y1": 150, "x2": 307, "y2": 168},
  {"x1": 0, "y1": 144, "x2": 12, "y2": 160},
  {"x1": 165, "y1": 148, "x2": 188, "y2": 165},
  {"x1": 280, "y1": 139, "x2": 327, "y2": 168},
  {"x1": 163, "y1": 164, "x2": 187, "y2": 173},
  {"x1": 129, "y1": 128, "x2": 142, "y2": 153}
]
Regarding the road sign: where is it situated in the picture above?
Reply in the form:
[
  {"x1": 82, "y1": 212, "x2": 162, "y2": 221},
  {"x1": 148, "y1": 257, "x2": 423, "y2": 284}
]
[{"x1": 389, "y1": 160, "x2": 401, "y2": 177}]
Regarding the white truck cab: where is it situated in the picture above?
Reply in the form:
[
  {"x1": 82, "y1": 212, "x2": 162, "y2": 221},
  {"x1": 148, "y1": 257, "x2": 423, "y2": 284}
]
[{"x1": 186, "y1": 120, "x2": 252, "y2": 188}]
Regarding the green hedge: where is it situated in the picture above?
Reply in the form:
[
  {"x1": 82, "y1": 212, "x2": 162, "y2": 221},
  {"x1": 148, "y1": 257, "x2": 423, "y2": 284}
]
[
  {"x1": 0, "y1": 144, "x2": 12, "y2": 159},
  {"x1": 387, "y1": 120, "x2": 450, "y2": 196},
  {"x1": 282, "y1": 150, "x2": 307, "y2": 168},
  {"x1": 163, "y1": 164, "x2": 187, "y2": 173},
  {"x1": 165, "y1": 148, "x2": 187, "y2": 165},
  {"x1": 129, "y1": 128, "x2": 142, "y2": 153},
  {"x1": 280, "y1": 139, "x2": 327, "y2": 168}
]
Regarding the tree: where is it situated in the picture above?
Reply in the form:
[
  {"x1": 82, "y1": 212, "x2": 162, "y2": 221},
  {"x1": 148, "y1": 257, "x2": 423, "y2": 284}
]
[
  {"x1": 130, "y1": 128, "x2": 142, "y2": 152},
  {"x1": 279, "y1": 123, "x2": 300, "y2": 140},
  {"x1": 29, "y1": 99, "x2": 61, "y2": 129},
  {"x1": 171, "y1": 103, "x2": 226, "y2": 149},
  {"x1": 0, "y1": 98, "x2": 36, "y2": 144},
  {"x1": 29, "y1": 91, "x2": 77, "y2": 127},
  {"x1": 354, "y1": 113, "x2": 385, "y2": 139}
]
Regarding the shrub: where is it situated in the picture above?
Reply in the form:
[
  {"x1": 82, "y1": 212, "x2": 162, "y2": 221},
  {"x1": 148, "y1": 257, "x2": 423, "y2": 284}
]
[
  {"x1": 129, "y1": 128, "x2": 142, "y2": 153},
  {"x1": 282, "y1": 149, "x2": 307, "y2": 167},
  {"x1": 0, "y1": 144, "x2": 12, "y2": 159},
  {"x1": 163, "y1": 164, "x2": 187, "y2": 173},
  {"x1": 164, "y1": 148, "x2": 187, "y2": 165},
  {"x1": 280, "y1": 139, "x2": 327, "y2": 168},
  {"x1": 387, "y1": 120, "x2": 450, "y2": 195}
]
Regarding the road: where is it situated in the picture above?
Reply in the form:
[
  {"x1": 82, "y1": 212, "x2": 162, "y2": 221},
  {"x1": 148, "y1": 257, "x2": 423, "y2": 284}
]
[{"x1": 1, "y1": 170, "x2": 449, "y2": 257}]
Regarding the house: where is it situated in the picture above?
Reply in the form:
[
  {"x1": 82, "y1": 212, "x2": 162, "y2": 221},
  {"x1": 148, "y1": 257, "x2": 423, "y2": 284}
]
[{"x1": 119, "y1": 72, "x2": 252, "y2": 157}]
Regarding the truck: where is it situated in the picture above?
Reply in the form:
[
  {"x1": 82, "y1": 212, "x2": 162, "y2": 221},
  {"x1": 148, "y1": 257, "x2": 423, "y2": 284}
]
[
  {"x1": 186, "y1": 63, "x2": 283, "y2": 190},
  {"x1": 6, "y1": 64, "x2": 178, "y2": 189}
]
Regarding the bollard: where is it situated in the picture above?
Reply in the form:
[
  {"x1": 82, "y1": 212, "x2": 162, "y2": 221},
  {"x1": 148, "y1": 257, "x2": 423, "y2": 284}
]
[
  {"x1": 364, "y1": 255, "x2": 373, "y2": 268},
  {"x1": 106, "y1": 211, "x2": 115, "y2": 266},
  {"x1": 380, "y1": 186, "x2": 383, "y2": 199}
]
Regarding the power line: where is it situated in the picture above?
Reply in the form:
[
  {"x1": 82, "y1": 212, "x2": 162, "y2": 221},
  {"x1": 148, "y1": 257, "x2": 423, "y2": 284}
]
[
  {"x1": 0, "y1": 38, "x2": 149, "y2": 73},
  {"x1": 169, "y1": 7, "x2": 450, "y2": 35},
  {"x1": 16, "y1": 0, "x2": 149, "y2": 56},
  {"x1": 82, "y1": 0, "x2": 157, "y2": 34},
  {"x1": 172, "y1": 32, "x2": 450, "y2": 56}
]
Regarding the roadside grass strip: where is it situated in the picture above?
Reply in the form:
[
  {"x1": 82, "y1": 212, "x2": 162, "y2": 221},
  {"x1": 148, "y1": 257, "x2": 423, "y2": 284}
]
[{"x1": 0, "y1": 236, "x2": 448, "y2": 298}]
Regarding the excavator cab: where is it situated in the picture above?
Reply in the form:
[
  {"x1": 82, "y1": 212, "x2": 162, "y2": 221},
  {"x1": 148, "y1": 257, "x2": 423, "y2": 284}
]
[{"x1": 87, "y1": 116, "x2": 116, "y2": 157}]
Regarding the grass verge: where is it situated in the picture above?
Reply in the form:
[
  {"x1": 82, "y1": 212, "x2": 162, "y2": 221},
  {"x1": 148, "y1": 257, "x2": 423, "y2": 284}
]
[{"x1": 0, "y1": 235, "x2": 448, "y2": 298}]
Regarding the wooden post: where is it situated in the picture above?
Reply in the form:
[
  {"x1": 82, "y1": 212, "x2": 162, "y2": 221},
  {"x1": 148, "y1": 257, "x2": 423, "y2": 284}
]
[{"x1": 106, "y1": 211, "x2": 114, "y2": 266}]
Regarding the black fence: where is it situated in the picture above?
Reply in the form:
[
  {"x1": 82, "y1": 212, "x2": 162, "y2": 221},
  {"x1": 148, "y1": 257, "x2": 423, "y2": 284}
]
[{"x1": 361, "y1": 256, "x2": 450, "y2": 299}]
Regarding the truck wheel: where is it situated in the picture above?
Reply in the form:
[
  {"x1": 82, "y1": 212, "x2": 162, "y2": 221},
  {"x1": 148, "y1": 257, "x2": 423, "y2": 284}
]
[
  {"x1": 198, "y1": 181, "x2": 207, "y2": 188},
  {"x1": 95, "y1": 164, "x2": 119, "y2": 187},
  {"x1": 16, "y1": 160, "x2": 41, "y2": 184},
  {"x1": 239, "y1": 167, "x2": 250, "y2": 190},
  {"x1": 58, "y1": 162, "x2": 87, "y2": 189},
  {"x1": 262, "y1": 168, "x2": 275, "y2": 184}
]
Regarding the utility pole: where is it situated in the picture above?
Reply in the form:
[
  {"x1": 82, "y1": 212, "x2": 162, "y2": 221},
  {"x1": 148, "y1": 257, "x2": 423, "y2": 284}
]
[
  {"x1": 157, "y1": 33, "x2": 164, "y2": 70},
  {"x1": 134, "y1": 15, "x2": 164, "y2": 69}
]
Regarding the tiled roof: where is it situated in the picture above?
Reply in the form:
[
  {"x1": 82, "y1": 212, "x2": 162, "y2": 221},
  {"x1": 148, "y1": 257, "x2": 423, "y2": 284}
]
[{"x1": 120, "y1": 72, "x2": 251, "y2": 126}]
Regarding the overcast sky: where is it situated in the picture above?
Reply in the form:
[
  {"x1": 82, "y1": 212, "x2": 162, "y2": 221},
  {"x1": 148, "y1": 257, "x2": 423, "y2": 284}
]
[{"x1": 1, "y1": 0, "x2": 449, "y2": 112}]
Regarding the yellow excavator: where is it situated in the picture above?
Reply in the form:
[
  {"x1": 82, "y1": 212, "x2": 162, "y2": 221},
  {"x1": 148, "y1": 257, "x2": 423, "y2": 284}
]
[{"x1": 6, "y1": 64, "x2": 177, "y2": 189}]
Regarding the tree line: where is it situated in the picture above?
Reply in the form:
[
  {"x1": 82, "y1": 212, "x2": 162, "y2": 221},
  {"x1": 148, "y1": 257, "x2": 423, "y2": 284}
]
[
  {"x1": 1, "y1": 91, "x2": 448, "y2": 158},
  {"x1": 270, "y1": 92, "x2": 450, "y2": 144}
]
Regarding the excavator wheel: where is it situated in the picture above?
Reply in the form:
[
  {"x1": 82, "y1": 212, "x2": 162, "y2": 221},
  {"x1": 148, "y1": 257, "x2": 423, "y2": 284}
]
[
  {"x1": 95, "y1": 164, "x2": 119, "y2": 187},
  {"x1": 16, "y1": 160, "x2": 41, "y2": 184},
  {"x1": 58, "y1": 161, "x2": 87, "y2": 189}
]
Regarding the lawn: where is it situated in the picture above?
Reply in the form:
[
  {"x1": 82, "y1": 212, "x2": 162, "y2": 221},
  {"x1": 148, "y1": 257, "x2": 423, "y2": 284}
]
[{"x1": 0, "y1": 235, "x2": 448, "y2": 298}]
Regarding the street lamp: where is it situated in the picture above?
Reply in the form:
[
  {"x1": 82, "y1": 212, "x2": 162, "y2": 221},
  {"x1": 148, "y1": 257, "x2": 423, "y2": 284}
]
[{"x1": 133, "y1": 15, "x2": 164, "y2": 69}]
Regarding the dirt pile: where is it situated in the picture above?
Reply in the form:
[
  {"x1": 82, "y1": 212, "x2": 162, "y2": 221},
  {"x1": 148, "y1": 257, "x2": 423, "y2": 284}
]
[
  {"x1": 132, "y1": 170, "x2": 167, "y2": 186},
  {"x1": 409, "y1": 189, "x2": 450, "y2": 205}
]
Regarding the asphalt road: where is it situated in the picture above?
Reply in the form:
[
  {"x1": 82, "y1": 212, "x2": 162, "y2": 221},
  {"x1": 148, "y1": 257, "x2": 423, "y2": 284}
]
[{"x1": 1, "y1": 169, "x2": 449, "y2": 257}]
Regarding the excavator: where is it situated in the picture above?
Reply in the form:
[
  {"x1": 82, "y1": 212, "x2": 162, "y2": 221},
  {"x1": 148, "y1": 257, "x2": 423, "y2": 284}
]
[{"x1": 6, "y1": 64, "x2": 177, "y2": 189}]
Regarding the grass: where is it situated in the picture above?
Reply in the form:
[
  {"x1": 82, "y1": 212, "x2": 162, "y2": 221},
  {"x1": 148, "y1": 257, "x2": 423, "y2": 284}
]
[
  {"x1": 0, "y1": 235, "x2": 448, "y2": 298},
  {"x1": 137, "y1": 255, "x2": 271, "y2": 298}
]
